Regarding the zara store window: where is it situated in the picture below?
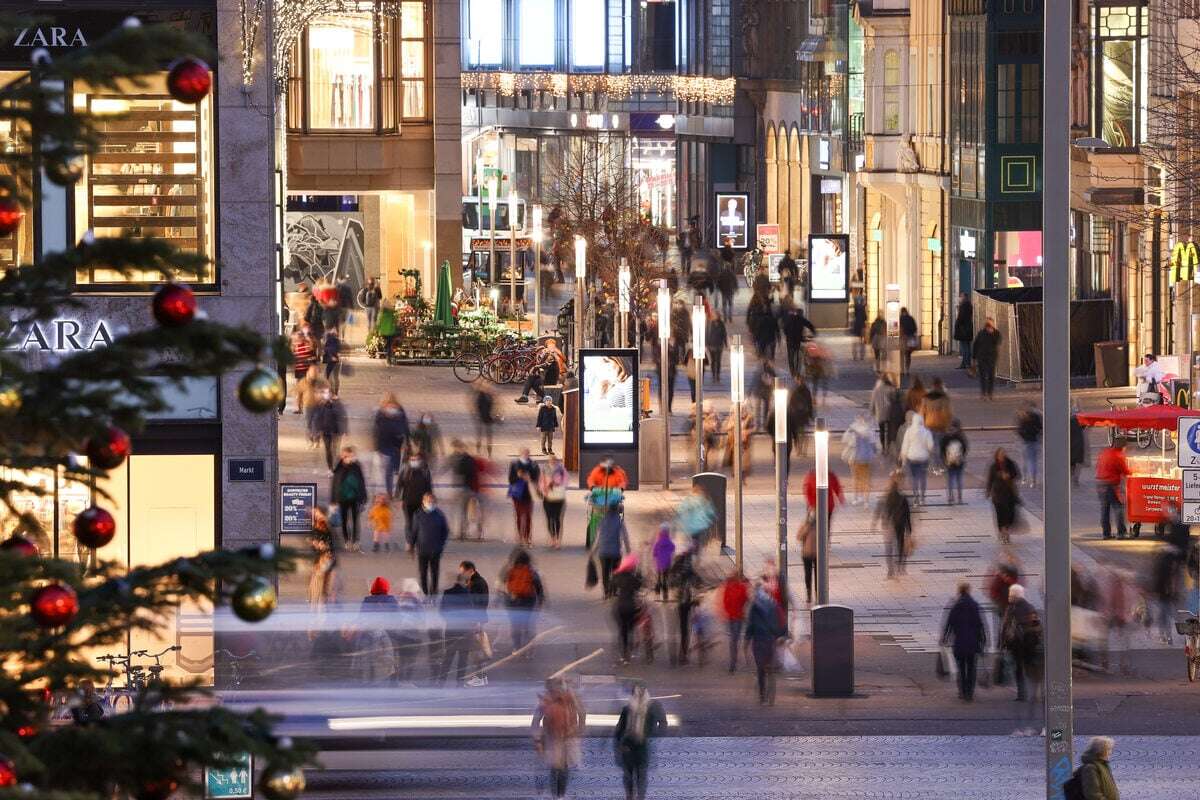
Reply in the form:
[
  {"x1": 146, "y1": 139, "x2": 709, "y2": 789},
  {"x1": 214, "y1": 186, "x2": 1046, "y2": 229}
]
[{"x1": 289, "y1": 2, "x2": 429, "y2": 133}]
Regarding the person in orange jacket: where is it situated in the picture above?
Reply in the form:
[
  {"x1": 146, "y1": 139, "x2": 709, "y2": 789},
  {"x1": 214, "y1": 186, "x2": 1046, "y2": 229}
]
[
  {"x1": 586, "y1": 458, "x2": 629, "y2": 490},
  {"x1": 1095, "y1": 439, "x2": 1131, "y2": 539}
]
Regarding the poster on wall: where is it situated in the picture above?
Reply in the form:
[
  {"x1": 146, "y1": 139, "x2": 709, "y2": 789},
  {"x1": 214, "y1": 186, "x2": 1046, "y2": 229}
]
[
  {"x1": 808, "y1": 233, "x2": 849, "y2": 301},
  {"x1": 767, "y1": 253, "x2": 785, "y2": 283},
  {"x1": 579, "y1": 349, "x2": 639, "y2": 447},
  {"x1": 756, "y1": 224, "x2": 780, "y2": 254},
  {"x1": 715, "y1": 193, "x2": 749, "y2": 249},
  {"x1": 283, "y1": 202, "x2": 366, "y2": 329}
]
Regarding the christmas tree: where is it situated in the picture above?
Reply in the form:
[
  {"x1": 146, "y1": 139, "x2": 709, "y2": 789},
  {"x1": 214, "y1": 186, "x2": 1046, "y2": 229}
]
[{"x1": 0, "y1": 16, "x2": 312, "y2": 799}]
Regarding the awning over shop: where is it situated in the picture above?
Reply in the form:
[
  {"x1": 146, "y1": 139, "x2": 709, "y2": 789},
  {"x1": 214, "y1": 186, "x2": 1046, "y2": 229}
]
[{"x1": 1076, "y1": 404, "x2": 1193, "y2": 431}]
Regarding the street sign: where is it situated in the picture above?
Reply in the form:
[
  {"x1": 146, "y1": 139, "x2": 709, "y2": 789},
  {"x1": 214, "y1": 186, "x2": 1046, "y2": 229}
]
[
  {"x1": 1185, "y1": 470, "x2": 1200, "y2": 501},
  {"x1": 280, "y1": 483, "x2": 317, "y2": 532},
  {"x1": 1178, "y1": 417, "x2": 1200, "y2": 468},
  {"x1": 1183, "y1": 501, "x2": 1200, "y2": 525},
  {"x1": 204, "y1": 753, "x2": 252, "y2": 799},
  {"x1": 227, "y1": 458, "x2": 265, "y2": 482}
]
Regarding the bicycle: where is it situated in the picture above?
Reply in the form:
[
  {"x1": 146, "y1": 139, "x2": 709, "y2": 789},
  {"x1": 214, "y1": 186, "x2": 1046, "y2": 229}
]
[
  {"x1": 217, "y1": 649, "x2": 260, "y2": 689},
  {"x1": 1177, "y1": 616, "x2": 1200, "y2": 682}
]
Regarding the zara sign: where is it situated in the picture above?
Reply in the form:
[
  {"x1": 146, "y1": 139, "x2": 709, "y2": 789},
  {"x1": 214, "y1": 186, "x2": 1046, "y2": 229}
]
[{"x1": 5, "y1": 319, "x2": 114, "y2": 352}]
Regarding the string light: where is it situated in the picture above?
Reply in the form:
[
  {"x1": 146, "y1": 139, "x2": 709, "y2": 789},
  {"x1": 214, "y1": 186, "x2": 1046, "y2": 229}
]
[
  {"x1": 460, "y1": 71, "x2": 737, "y2": 105},
  {"x1": 262, "y1": 0, "x2": 402, "y2": 92}
]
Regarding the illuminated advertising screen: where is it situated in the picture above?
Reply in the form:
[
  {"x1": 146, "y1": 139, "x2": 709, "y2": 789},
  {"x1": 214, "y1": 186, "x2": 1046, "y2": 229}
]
[
  {"x1": 808, "y1": 233, "x2": 849, "y2": 301},
  {"x1": 579, "y1": 349, "x2": 638, "y2": 447},
  {"x1": 715, "y1": 193, "x2": 749, "y2": 249}
]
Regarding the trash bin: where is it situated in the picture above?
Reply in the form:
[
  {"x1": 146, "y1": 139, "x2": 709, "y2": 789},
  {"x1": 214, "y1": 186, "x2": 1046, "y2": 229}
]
[
  {"x1": 691, "y1": 472, "x2": 727, "y2": 550},
  {"x1": 811, "y1": 604, "x2": 854, "y2": 697},
  {"x1": 1094, "y1": 341, "x2": 1128, "y2": 388}
]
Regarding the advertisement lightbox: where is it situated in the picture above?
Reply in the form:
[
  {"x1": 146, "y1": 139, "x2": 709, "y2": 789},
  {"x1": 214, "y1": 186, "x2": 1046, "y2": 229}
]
[
  {"x1": 578, "y1": 348, "x2": 639, "y2": 448},
  {"x1": 808, "y1": 233, "x2": 850, "y2": 301},
  {"x1": 715, "y1": 193, "x2": 749, "y2": 249}
]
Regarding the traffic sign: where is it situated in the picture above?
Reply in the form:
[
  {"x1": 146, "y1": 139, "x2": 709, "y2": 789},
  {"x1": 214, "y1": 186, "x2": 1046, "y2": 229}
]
[
  {"x1": 1185, "y1": 470, "x2": 1200, "y2": 501},
  {"x1": 1183, "y1": 501, "x2": 1200, "y2": 525},
  {"x1": 1177, "y1": 417, "x2": 1200, "y2": 468}
]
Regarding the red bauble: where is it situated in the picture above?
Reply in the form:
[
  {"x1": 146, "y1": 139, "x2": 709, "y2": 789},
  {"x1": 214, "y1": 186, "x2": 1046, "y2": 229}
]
[
  {"x1": 0, "y1": 197, "x2": 23, "y2": 237},
  {"x1": 73, "y1": 506, "x2": 116, "y2": 549},
  {"x1": 152, "y1": 283, "x2": 196, "y2": 327},
  {"x1": 167, "y1": 57, "x2": 211, "y2": 104},
  {"x1": 0, "y1": 756, "x2": 16, "y2": 788},
  {"x1": 86, "y1": 426, "x2": 131, "y2": 470},
  {"x1": 314, "y1": 285, "x2": 339, "y2": 306},
  {"x1": 30, "y1": 583, "x2": 78, "y2": 628},
  {"x1": 0, "y1": 535, "x2": 38, "y2": 557},
  {"x1": 135, "y1": 777, "x2": 180, "y2": 800}
]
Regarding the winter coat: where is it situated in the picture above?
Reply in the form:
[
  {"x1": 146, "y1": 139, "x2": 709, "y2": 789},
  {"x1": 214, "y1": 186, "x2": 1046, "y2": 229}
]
[
  {"x1": 413, "y1": 506, "x2": 449, "y2": 555},
  {"x1": 720, "y1": 577, "x2": 750, "y2": 621},
  {"x1": 652, "y1": 531, "x2": 676, "y2": 573},
  {"x1": 744, "y1": 592, "x2": 785, "y2": 643},
  {"x1": 953, "y1": 300, "x2": 974, "y2": 342},
  {"x1": 372, "y1": 407, "x2": 409, "y2": 457},
  {"x1": 596, "y1": 512, "x2": 631, "y2": 558},
  {"x1": 1070, "y1": 414, "x2": 1088, "y2": 468},
  {"x1": 880, "y1": 487, "x2": 911, "y2": 536},
  {"x1": 1078, "y1": 754, "x2": 1120, "y2": 800},
  {"x1": 707, "y1": 317, "x2": 728, "y2": 352},
  {"x1": 869, "y1": 381, "x2": 892, "y2": 423},
  {"x1": 509, "y1": 458, "x2": 541, "y2": 487},
  {"x1": 611, "y1": 569, "x2": 644, "y2": 615},
  {"x1": 940, "y1": 429, "x2": 969, "y2": 468},
  {"x1": 942, "y1": 594, "x2": 987, "y2": 658},
  {"x1": 899, "y1": 415, "x2": 935, "y2": 464},
  {"x1": 536, "y1": 404, "x2": 560, "y2": 432},
  {"x1": 921, "y1": 389, "x2": 952, "y2": 432},
  {"x1": 308, "y1": 399, "x2": 347, "y2": 438},
  {"x1": 972, "y1": 327, "x2": 1001, "y2": 364},
  {"x1": 1095, "y1": 446, "x2": 1130, "y2": 486},
  {"x1": 532, "y1": 690, "x2": 586, "y2": 770},
  {"x1": 614, "y1": 699, "x2": 667, "y2": 770},
  {"x1": 1017, "y1": 410, "x2": 1043, "y2": 443},
  {"x1": 843, "y1": 419, "x2": 878, "y2": 465},
  {"x1": 899, "y1": 312, "x2": 918, "y2": 341},
  {"x1": 331, "y1": 460, "x2": 367, "y2": 507},
  {"x1": 869, "y1": 318, "x2": 886, "y2": 350},
  {"x1": 397, "y1": 462, "x2": 433, "y2": 509}
]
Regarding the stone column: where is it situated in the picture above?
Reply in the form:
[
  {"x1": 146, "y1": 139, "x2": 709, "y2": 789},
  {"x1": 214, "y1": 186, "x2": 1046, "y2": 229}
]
[{"x1": 433, "y1": 0, "x2": 464, "y2": 285}]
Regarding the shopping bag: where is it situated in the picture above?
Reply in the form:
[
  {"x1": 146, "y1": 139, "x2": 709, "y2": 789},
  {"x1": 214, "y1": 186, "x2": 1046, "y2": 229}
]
[
  {"x1": 475, "y1": 628, "x2": 493, "y2": 659},
  {"x1": 778, "y1": 640, "x2": 802, "y2": 674},
  {"x1": 585, "y1": 557, "x2": 599, "y2": 589},
  {"x1": 937, "y1": 647, "x2": 957, "y2": 679},
  {"x1": 935, "y1": 650, "x2": 948, "y2": 679}
]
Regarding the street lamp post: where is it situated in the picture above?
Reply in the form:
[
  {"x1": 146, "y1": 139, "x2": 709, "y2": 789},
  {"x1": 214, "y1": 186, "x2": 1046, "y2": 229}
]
[
  {"x1": 487, "y1": 177, "x2": 498, "y2": 288},
  {"x1": 508, "y1": 190, "x2": 519, "y2": 324},
  {"x1": 618, "y1": 258, "x2": 631, "y2": 348},
  {"x1": 813, "y1": 417, "x2": 829, "y2": 605},
  {"x1": 658, "y1": 280, "x2": 672, "y2": 489},
  {"x1": 692, "y1": 295, "x2": 706, "y2": 472},
  {"x1": 532, "y1": 205, "x2": 543, "y2": 337},
  {"x1": 731, "y1": 335, "x2": 745, "y2": 574},
  {"x1": 575, "y1": 236, "x2": 587, "y2": 366},
  {"x1": 774, "y1": 378, "x2": 789, "y2": 625}
]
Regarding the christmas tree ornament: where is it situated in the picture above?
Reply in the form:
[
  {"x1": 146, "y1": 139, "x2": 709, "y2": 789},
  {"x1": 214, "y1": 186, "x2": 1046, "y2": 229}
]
[
  {"x1": 0, "y1": 383, "x2": 21, "y2": 415},
  {"x1": 231, "y1": 576, "x2": 276, "y2": 622},
  {"x1": 152, "y1": 283, "x2": 196, "y2": 327},
  {"x1": 0, "y1": 197, "x2": 23, "y2": 237},
  {"x1": 44, "y1": 153, "x2": 85, "y2": 186},
  {"x1": 0, "y1": 756, "x2": 16, "y2": 788},
  {"x1": 73, "y1": 506, "x2": 116, "y2": 549},
  {"x1": 259, "y1": 765, "x2": 305, "y2": 800},
  {"x1": 166, "y1": 57, "x2": 211, "y2": 104},
  {"x1": 134, "y1": 777, "x2": 179, "y2": 800},
  {"x1": 238, "y1": 368, "x2": 284, "y2": 413},
  {"x1": 30, "y1": 583, "x2": 78, "y2": 627},
  {"x1": 0, "y1": 535, "x2": 38, "y2": 557},
  {"x1": 86, "y1": 426, "x2": 131, "y2": 470}
]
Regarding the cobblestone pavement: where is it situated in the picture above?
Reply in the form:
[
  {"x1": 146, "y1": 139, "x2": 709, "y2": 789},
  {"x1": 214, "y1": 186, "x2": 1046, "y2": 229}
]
[{"x1": 302, "y1": 735, "x2": 1198, "y2": 799}]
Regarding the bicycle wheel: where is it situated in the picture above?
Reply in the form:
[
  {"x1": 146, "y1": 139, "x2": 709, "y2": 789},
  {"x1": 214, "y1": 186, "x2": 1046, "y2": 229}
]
[
  {"x1": 495, "y1": 358, "x2": 516, "y2": 384},
  {"x1": 483, "y1": 356, "x2": 513, "y2": 384},
  {"x1": 453, "y1": 352, "x2": 483, "y2": 383},
  {"x1": 1136, "y1": 427, "x2": 1153, "y2": 449}
]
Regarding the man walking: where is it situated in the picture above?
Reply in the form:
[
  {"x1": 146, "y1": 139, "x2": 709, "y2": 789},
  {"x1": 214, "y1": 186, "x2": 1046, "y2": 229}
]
[
  {"x1": 414, "y1": 491, "x2": 449, "y2": 595},
  {"x1": 953, "y1": 292, "x2": 974, "y2": 369},
  {"x1": 941, "y1": 582, "x2": 987, "y2": 701},
  {"x1": 971, "y1": 317, "x2": 1001, "y2": 399},
  {"x1": 1016, "y1": 402, "x2": 1043, "y2": 487},
  {"x1": 398, "y1": 452, "x2": 433, "y2": 553},
  {"x1": 1095, "y1": 439, "x2": 1131, "y2": 539}
]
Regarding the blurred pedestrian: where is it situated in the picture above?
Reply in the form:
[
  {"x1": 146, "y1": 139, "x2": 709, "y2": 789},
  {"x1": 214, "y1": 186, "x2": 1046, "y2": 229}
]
[
  {"x1": 941, "y1": 582, "x2": 987, "y2": 701},
  {"x1": 1095, "y1": 439, "x2": 1130, "y2": 539},
  {"x1": 290, "y1": 328, "x2": 317, "y2": 405},
  {"x1": 1016, "y1": 402, "x2": 1043, "y2": 487},
  {"x1": 668, "y1": 547, "x2": 702, "y2": 665},
  {"x1": 781, "y1": 297, "x2": 816, "y2": 378},
  {"x1": 904, "y1": 375, "x2": 926, "y2": 415},
  {"x1": 473, "y1": 380, "x2": 497, "y2": 457},
  {"x1": 953, "y1": 293, "x2": 974, "y2": 369},
  {"x1": 1102, "y1": 569, "x2": 1132, "y2": 674},
  {"x1": 331, "y1": 446, "x2": 367, "y2": 550},
  {"x1": 294, "y1": 365, "x2": 327, "y2": 418},
  {"x1": 372, "y1": 393, "x2": 409, "y2": 496},
  {"x1": 986, "y1": 561, "x2": 1021, "y2": 648},
  {"x1": 785, "y1": 380, "x2": 815, "y2": 464},
  {"x1": 411, "y1": 412, "x2": 443, "y2": 472},
  {"x1": 652, "y1": 524, "x2": 675, "y2": 602},
  {"x1": 744, "y1": 582, "x2": 786, "y2": 705},
  {"x1": 869, "y1": 314, "x2": 887, "y2": 373},
  {"x1": 398, "y1": 451, "x2": 433, "y2": 554},
  {"x1": 986, "y1": 447, "x2": 1021, "y2": 543},
  {"x1": 1000, "y1": 583, "x2": 1043, "y2": 722},
  {"x1": 414, "y1": 492, "x2": 448, "y2": 595},
  {"x1": 803, "y1": 467, "x2": 844, "y2": 532},
  {"x1": 595, "y1": 507, "x2": 632, "y2": 598},
  {"x1": 922, "y1": 377, "x2": 952, "y2": 471},
  {"x1": 536, "y1": 395, "x2": 561, "y2": 455},
  {"x1": 611, "y1": 553, "x2": 646, "y2": 664},
  {"x1": 360, "y1": 277, "x2": 382, "y2": 332},
  {"x1": 321, "y1": 328, "x2": 342, "y2": 397},
  {"x1": 885, "y1": 385, "x2": 906, "y2": 459},
  {"x1": 842, "y1": 412, "x2": 879, "y2": 505},
  {"x1": 354, "y1": 577, "x2": 399, "y2": 684},
  {"x1": 717, "y1": 260, "x2": 736, "y2": 321},
  {"x1": 449, "y1": 439, "x2": 482, "y2": 540},
  {"x1": 538, "y1": 453, "x2": 568, "y2": 548},
  {"x1": 1070, "y1": 736, "x2": 1120, "y2": 800},
  {"x1": 898, "y1": 307, "x2": 918, "y2": 374},
  {"x1": 753, "y1": 359, "x2": 777, "y2": 428},
  {"x1": 850, "y1": 295, "x2": 867, "y2": 361},
  {"x1": 719, "y1": 570, "x2": 751, "y2": 670},
  {"x1": 308, "y1": 388, "x2": 347, "y2": 472},
  {"x1": 1070, "y1": 406, "x2": 1088, "y2": 486},
  {"x1": 899, "y1": 411, "x2": 934, "y2": 504},
  {"x1": 972, "y1": 318, "x2": 1001, "y2": 399},
  {"x1": 500, "y1": 548, "x2": 545, "y2": 653},
  {"x1": 673, "y1": 486, "x2": 716, "y2": 546},
  {"x1": 368, "y1": 493, "x2": 393, "y2": 552},
  {"x1": 870, "y1": 375, "x2": 894, "y2": 449},
  {"x1": 877, "y1": 474, "x2": 912, "y2": 578},
  {"x1": 439, "y1": 572, "x2": 474, "y2": 685},
  {"x1": 707, "y1": 313, "x2": 728, "y2": 380},
  {"x1": 508, "y1": 448, "x2": 540, "y2": 546},
  {"x1": 1150, "y1": 547, "x2": 1181, "y2": 645},
  {"x1": 532, "y1": 678, "x2": 586, "y2": 799},
  {"x1": 941, "y1": 420, "x2": 968, "y2": 505},
  {"x1": 722, "y1": 404, "x2": 756, "y2": 483},
  {"x1": 614, "y1": 681, "x2": 668, "y2": 800},
  {"x1": 796, "y1": 512, "x2": 817, "y2": 602}
]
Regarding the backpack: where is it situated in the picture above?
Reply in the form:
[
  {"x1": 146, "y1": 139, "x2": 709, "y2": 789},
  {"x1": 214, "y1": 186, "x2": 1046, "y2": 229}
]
[
  {"x1": 507, "y1": 564, "x2": 536, "y2": 600},
  {"x1": 945, "y1": 440, "x2": 964, "y2": 467},
  {"x1": 1061, "y1": 767, "x2": 1085, "y2": 800},
  {"x1": 1014, "y1": 609, "x2": 1043, "y2": 654}
]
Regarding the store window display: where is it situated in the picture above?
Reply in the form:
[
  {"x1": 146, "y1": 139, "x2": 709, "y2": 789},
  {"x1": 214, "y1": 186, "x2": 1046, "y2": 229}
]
[
  {"x1": 0, "y1": 71, "x2": 34, "y2": 272},
  {"x1": 308, "y1": 12, "x2": 376, "y2": 129}
]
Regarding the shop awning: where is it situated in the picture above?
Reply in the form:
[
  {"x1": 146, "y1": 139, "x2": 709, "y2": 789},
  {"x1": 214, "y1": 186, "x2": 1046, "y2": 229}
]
[{"x1": 1076, "y1": 404, "x2": 1193, "y2": 431}]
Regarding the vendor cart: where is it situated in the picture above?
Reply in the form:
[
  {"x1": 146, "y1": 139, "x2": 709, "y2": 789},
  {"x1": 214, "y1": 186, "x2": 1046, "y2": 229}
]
[{"x1": 1076, "y1": 404, "x2": 1191, "y2": 537}]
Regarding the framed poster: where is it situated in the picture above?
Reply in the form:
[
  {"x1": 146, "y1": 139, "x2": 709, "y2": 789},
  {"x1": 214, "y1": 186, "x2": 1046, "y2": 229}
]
[
  {"x1": 578, "y1": 348, "x2": 639, "y2": 448},
  {"x1": 767, "y1": 253, "x2": 785, "y2": 283},
  {"x1": 715, "y1": 193, "x2": 749, "y2": 249},
  {"x1": 756, "y1": 223, "x2": 780, "y2": 254},
  {"x1": 808, "y1": 233, "x2": 850, "y2": 301},
  {"x1": 280, "y1": 483, "x2": 317, "y2": 532}
]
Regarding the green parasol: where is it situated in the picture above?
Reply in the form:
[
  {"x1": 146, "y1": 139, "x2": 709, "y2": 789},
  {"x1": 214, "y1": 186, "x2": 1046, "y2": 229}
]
[{"x1": 433, "y1": 259, "x2": 455, "y2": 327}]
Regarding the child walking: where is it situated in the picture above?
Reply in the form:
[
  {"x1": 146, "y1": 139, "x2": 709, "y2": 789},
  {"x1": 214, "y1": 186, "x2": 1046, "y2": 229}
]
[
  {"x1": 368, "y1": 493, "x2": 393, "y2": 552},
  {"x1": 536, "y1": 395, "x2": 561, "y2": 455}
]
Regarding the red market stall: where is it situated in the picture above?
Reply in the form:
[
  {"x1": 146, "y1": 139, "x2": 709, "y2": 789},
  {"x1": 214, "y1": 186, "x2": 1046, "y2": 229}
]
[{"x1": 1077, "y1": 404, "x2": 1186, "y2": 534}]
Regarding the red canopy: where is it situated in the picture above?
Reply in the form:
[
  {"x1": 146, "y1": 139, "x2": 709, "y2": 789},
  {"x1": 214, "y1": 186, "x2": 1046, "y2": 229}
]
[{"x1": 1075, "y1": 404, "x2": 1193, "y2": 431}]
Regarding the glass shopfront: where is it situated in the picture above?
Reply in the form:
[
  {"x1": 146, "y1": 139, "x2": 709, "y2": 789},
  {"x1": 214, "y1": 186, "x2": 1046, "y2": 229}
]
[
  {"x1": 632, "y1": 137, "x2": 676, "y2": 228},
  {"x1": 0, "y1": 70, "x2": 33, "y2": 271}
]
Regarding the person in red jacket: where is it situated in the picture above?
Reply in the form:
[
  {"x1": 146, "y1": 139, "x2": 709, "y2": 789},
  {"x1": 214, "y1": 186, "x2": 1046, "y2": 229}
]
[
  {"x1": 1095, "y1": 440, "x2": 1131, "y2": 539},
  {"x1": 719, "y1": 571, "x2": 750, "y2": 672},
  {"x1": 803, "y1": 469, "x2": 845, "y2": 531}
]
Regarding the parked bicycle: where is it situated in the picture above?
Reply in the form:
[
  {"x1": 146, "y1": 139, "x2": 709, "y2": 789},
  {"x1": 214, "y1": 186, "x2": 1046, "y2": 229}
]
[
  {"x1": 96, "y1": 645, "x2": 181, "y2": 713},
  {"x1": 1178, "y1": 615, "x2": 1200, "y2": 682},
  {"x1": 217, "y1": 648, "x2": 260, "y2": 689}
]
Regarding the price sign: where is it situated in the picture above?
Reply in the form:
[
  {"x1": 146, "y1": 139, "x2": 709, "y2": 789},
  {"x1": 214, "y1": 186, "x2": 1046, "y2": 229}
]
[{"x1": 205, "y1": 753, "x2": 252, "y2": 799}]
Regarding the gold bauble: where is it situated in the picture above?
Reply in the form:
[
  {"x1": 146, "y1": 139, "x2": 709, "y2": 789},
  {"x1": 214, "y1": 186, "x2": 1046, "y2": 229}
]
[
  {"x1": 0, "y1": 385, "x2": 20, "y2": 416},
  {"x1": 231, "y1": 576, "x2": 276, "y2": 622},
  {"x1": 238, "y1": 368, "x2": 285, "y2": 414},
  {"x1": 260, "y1": 765, "x2": 306, "y2": 800}
]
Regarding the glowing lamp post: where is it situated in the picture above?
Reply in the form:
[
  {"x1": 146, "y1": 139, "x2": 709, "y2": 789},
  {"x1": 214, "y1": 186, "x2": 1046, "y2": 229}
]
[
  {"x1": 532, "y1": 205, "x2": 543, "y2": 337},
  {"x1": 658, "y1": 280, "x2": 672, "y2": 489},
  {"x1": 618, "y1": 259, "x2": 631, "y2": 348},
  {"x1": 692, "y1": 295, "x2": 706, "y2": 471},
  {"x1": 774, "y1": 378, "x2": 789, "y2": 625},
  {"x1": 508, "y1": 190, "x2": 519, "y2": 322},
  {"x1": 814, "y1": 417, "x2": 829, "y2": 605},
  {"x1": 574, "y1": 236, "x2": 587, "y2": 363},
  {"x1": 731, "y1": 335, "x2": 745, "y2": 573}
]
